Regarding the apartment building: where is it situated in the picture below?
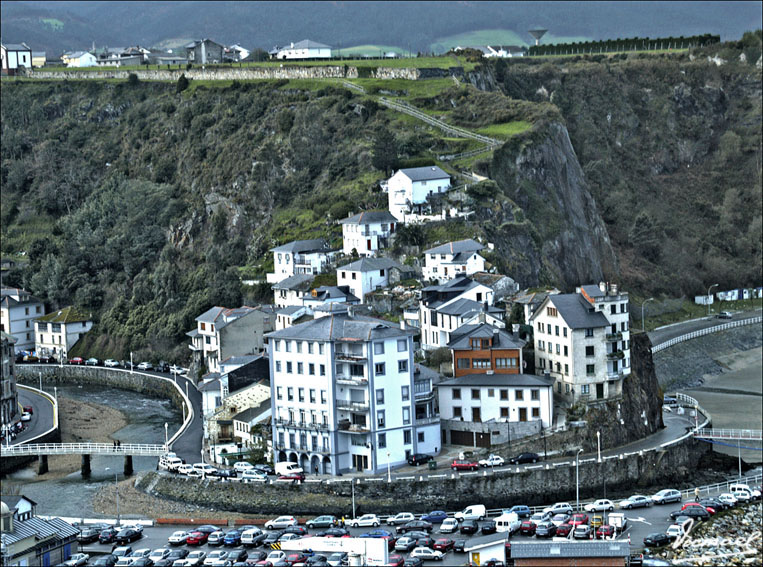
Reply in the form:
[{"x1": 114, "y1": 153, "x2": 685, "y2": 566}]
[
  {"x1": 34, "y1": 306, "x2": 93, "y2": 362},
  {"x1": 336, "y1": 257, "x2": 403, "y2": 303},
  {"x1": 266, "y1": 238, "x2": 338, "y2": 284},
  {"x1": 529, "y1": 282, "x2": 631, "y2": 405},
  {"x1": 266, "y1": 311, "x2": 439, "y2": 475},
  {"x1": 422, "y1": 239, "x2": 485, "y2": 284},
  {"x1": 340, "y1": 211, "x2": 398, "y2": 257},
  {"x1": 0, "y1": 288, "x2": 45, "y2": 352}
]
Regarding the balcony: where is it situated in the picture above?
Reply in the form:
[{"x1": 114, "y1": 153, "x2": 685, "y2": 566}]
[
  {"x1": 607, "y1": 370, "x2": 625, "y2": 380},
  {"x1": 338, "y1": 424, "x2": 370, "y2": 434},
  {"x1": 335, "y1": 351, "x2": 367, "y2": 363},
  {"x1": 606, "y1": 332, "x2": 623, "y2": 341},
  {"x1": 336, "y1": 399, "x2": 369, "y2": 411},
  {"x1": 336, "y1": 376, "x2": 368, "y2": 387},
  {"x1": 274, "y1": 418, "x2": 330, "y2": 431},
  {"x1": 414, "y1": 388, "x2": 434, "y2": 401},
  {"x1": 606, "y1": 350, "x2": 625, "y2": 361},
  {"x1": 415, "y1": 414, "x2": 441, "y2": 426}
]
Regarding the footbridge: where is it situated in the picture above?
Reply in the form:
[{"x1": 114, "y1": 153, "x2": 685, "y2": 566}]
[
  {"x1": 0, "y1": 441, "x2": 167, "y2": 476},
  {"x1": 693, "y1": 429, "x2": 763, "y2": 441}
]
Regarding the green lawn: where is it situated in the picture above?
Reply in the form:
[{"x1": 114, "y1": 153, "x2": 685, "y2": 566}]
[
  {"x1": 476, "y1": 121, "x2": 532, "y2": 139},
  {"x1": 334, "y1": 44, "x2": 407, "y2": 57},
  {"x1": 41, "y1": 17, "x2": 64, "y2": 30}
]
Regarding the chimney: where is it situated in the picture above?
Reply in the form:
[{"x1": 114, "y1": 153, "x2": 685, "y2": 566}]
[
  {"x1": 291, "y1": 42, "x2": 294, "y2": 48},
  {"x1": 611, "y1": 283, "x2": 618, "y2": 295},
  {"x1": 599, "y1": 282, "x2": 606, "y2": 293},
  {"x1": 512, "y1": 324, "x2": 520, "y2": 334},
  {"x1": 400, "y1": 319, "x2": 406, "y2": 330},
  {"x1": 478, "y1": 312, "x2": 486, "y2": 324},
  {"x1": 347, "y1": 305, "x2": 354, "y2": 318},
  {"x1": 493, "y1": 327, "x2": 499, "y2": 334}
]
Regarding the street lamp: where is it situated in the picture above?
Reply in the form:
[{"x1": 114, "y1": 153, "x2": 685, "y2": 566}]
[
  {"x1": 706, "y1": 284, "x2": 719, "y2": 317},
  {"x1": 164, "y1": 422, "x2": 169, "y2": 451},
  {"x1": 575, "y1": 449, "x2": 583, "y2": 512},
  {"x1": 387, "y1": 451, "x2": 391, "y2": 483},
  {"x1": 596, "y1": 431, "x2": 601, "y2": 463},
  {"x1": 105, "y1": 467, "x2": 119, "y2": 524},
  {"x1": 130, "y1": 352, "x2": 133, "y2": 374},
  {"x1": 641, "y1": 298, "x2": 655, "y2": 332}
]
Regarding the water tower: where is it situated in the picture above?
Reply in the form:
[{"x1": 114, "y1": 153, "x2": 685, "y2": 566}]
[{"x1": 529, "y1": 28, "x2": 548, "y2": 46}]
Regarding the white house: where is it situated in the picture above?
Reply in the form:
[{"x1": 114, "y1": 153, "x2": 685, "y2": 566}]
[
  {"x1": 274, "y1": 40, "x2": 332, "y2": 60},
  {"x1": 336, "y1": 257, "x2": 403, "y2": 303},
  {"x1": 267, "y1": 238, "x2": 338, "y2": 284},
  {"x1": 62, "y1": 51, "x2": 97, "y2": 67},
  {"x1": 272, "y1": 274, "x2": 316, "y2": 309},
  {"x1": 275, "y1": 305, "x2": 314, "y2": 330},
  {"x1": 1, "y1": 43, "x2": 33, "y2": 75},
  {"x1": 266, "y1": 312, "x2": 440, "y2": 475},
  {"x1": 529, "y1": 282, "x2": 631, "y2": 405},
  {"x1": 302, "y1": 286, "x2": 360, "y2": 310},
  {"x1": 419, "y1": 276, "x2": 504, "y2": 350},
  {"x1": 387, "y1": 166, "x2": 451, "y2": 221},
  {"x1": 340, "y1": 211, "x2": 398, "y2": 257},
  {"x1": 34, "y1": 306, "x2": 93, "y2": 362},
  {"x1": 423, "y1": 239, "x2": 486, "y2": 284},
  {"x1": 1, "y1": 288, "x2": 45, "y2": 352}
]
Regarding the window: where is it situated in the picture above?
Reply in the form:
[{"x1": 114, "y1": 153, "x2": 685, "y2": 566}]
[
  {"x1": 539, "y1": 340, "x2": 545, "y2": 350},
  {"x1": 538, "y1": 322, "x2": 544, "y2": 333},
  {"x1": 453, "y1": 407, "x2": 462, "y2": 418},
  {"x1": 488, "y1": 388, "x2": 495, "y2": 397},
  {"x1": 320, "y1": 364, "x2": 326, "y2": 376},
  {"x1": 500, "y1": 407, "x2": 509, "y2": 418},
  {"x1": 471, "y1": 389, "x2": 480, "y2": 400},
  {"x1": 556, "y1": 344, "x2": 560, "y2": 354},
  {"x1": 452, "y1": 388, "x2": 461, "y2": 400},
  {"x1": 286, "y1": 361, "x2": 293, "y2": 373},
  {"x1": 321, "y1": 390, "x2": 327, "y2": 404},
  {"x1": 310, "y1": 389, "x2": 316, "y2": 403},
  {"x1": 298, "y1": 388, "x2": 305, "y2": 402},
  {"x1": 457, "y1": 358, "x2": 470, "y2": 369},
  {"x1": 532, "y1": 407, "x2": 540, "y2": 418},
  {"x1": 200, "y1": 322, "x2": 206, "y2": 331},
  {"x1": 205, "y1": 336, "x2": 211, "y2": 345},
  {"x1": 547, "y1": 307, "x2": 557, "y2": 317},
  {"x1": 376, "y1": 389, "x2": 384, "y2": 404},
  {"x1": 352, "y1": 272, "x2": 356, "y2": 280},
  {"x1": 418, "y1": 431, "x2": 424, "y2": 442},
  {"x1": 277, "y1": 387, "x2": 283, "y2": 400},
  {"x1": 473, "y1": 359, "x2": 491, "y2": 369},
  {"x1": 374, "y1": 342, "x2": 385, "y2": 355},
  {"x1": 278, "y1": 432, "x2": 285, "y2": 446},
  {"x1": 564, "y1": 364, "x2": 569, "y2": 375},
  {"x1": 586, "y1": 364, "x2": 595, "y2": 375},
  {"x1": 555, "y1": 325, "x2": 560, "y2": 336},
  {"x1": 398, "y1": 360, "x2": 408, "y2": 372},
  {"x1": 403, "y1": 407, "x2": 410, "y2": 425},
  {"x1": 531, "y1": 389, "x2": 540, "y2": 401},
  {"x1": 378, "y1": 433, "x2": 386, "y2": 449},
  {"x1": 319, "y1": 343, "x2": 325, "y2": 354},
  {"x1": 404, "y1": 429, "x2": 412, "y2": 444},
  {"x1": 401, "y1": 386, "x2": 409, "y2": 401},
  {"x1": 499, "y1": 389, "x2": 509, "y2": 400},
  {"x1": 275, "y1": 361, "x2": 282, "y2": 372},
  {"x1": 621, "y1": 321, "x2": 629, "y2": 331},
  {"x1": 563, "y1": 328, "x2": 567, "y2": 337},
  {"x1": 563, "y1": 346, "x2": 568, "y2": 356},
  {"x1": 377, "y1": 410, "x2": 385, "y2": 428},
  {"x1": 285, "y1": 341, "x2": 292, "y2": 352},
  {"x1": 586, "y1": 346, "x2": 595, "y2": 357},
  {"x1": 476, "y1": 292, "x2": 482, "y2": 302},
  {"x1": 565, "y1": 383, "x2": 570, "y2": 394},
  {"x1": 557, "y1": 382, "x2": 562, "y2": 393},
  {"x1": 297, "y1": 362, "x2": 304, "y2": 374},
  {"x1": 611, "y1": 305, "x2": 617, "y2": 315},
  {"x1": 296, "y1": 341, "x2": 302, "y2": 353},
  {"x1": 397, "y1": 339, "x2": 407, "y2": 352},
  {"x1": 309, "y1": 363, "x2": 315, "y2": 375},
  {"x1": 287, "y1": 387, "x2": 294, "y2": 401},
  {"x1": 582, "y1": 384, "x2": 590, "y2": 395},
  {"x1": 515, "y1": 390, "x2": 524, "y2": 401},
  {"x1": 308, "y1": 342, "x2": 314, "y2": 354},
  {"x1": 375, "y1": 362, "x2": 385, "y2": 376},
  {"x1": 585, "y1": 328, "x2": 594, "y2": 337}
]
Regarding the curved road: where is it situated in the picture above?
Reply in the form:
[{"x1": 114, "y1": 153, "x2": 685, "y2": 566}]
[
  {"x1": 648, "y1": 308, "x2": 762, "y2": 346},
  {"x1": 12, "y1": 387, "x2": 55, "y2": 445}
]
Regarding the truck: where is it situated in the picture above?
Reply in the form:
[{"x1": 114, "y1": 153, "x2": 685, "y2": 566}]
[{"x1": 608, "y1": 513, "x2": 627, "y2": 533}]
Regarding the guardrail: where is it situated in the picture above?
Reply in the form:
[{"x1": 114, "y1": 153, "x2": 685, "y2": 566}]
[
  {"x1": 14, "y1": 384, "x2": 58, "y2": 445},
  {"x1": 694, "y1": 428, "x2": 763, "y2": 441},
  {"x1": 651, "y1": 316, "x2": 762, "y2": 353},
  {"x1": 1, "y1": 442, "x2": 167, "y2": 457}
]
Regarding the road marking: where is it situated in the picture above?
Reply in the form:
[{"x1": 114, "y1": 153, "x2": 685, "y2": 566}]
[{"x1": 630, "y1": 517, "x2": 652, "y2": 525}]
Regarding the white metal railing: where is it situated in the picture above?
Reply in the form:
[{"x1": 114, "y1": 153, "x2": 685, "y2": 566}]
[
  {"x1": 694, "y1": 428, "x2": 763, "y2": 441},
  {"x1": 1, "y1": 442, "x2": 167, "y2": 457},
  {"x1": 651, "y1": 317, "x2": 762, "y2": 353}
]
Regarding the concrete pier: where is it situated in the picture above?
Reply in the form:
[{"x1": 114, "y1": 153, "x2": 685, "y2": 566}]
[
  {"x1": 124, "y1": 455, "x2": 133, "y2": 476},
  {"x1": 38, "y1": 454, "x2": 48, "y2": 475},
  {"x1": 81, "y1": 454, "x2": 91, "y2": 476}
]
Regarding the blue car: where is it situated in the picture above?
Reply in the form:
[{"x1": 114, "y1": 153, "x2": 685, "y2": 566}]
[
  {"x1": 420, "y1": 510, "x2": 448, "y2": 523},
  {"x1": 223, "y1": 530, "x2": 242, "y2": 546},
  {"x1": 359, "y1": 529, "x2": 393, "y2": 539},
  {"x1": 505, "y1": 505, "x2": 531, "y2": 519}
]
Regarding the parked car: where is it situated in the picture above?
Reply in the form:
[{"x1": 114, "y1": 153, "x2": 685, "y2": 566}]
[
  {"x1": 555, "y1": 523, "x2": 573, "y2": 537},
  {"x1": 115, "y1": 528, "x2": 142, "y2": 544},
  {"x1": 698, "y1": 498, "x2": 722, "y2": 513},
  {"x1": 451, "y1": 459, "x2": 479, "y2": 471},
  {"x1": 149, "y1": 549, "x2": 171, "y2": 562},
  {"x1": 670, "y1": 507, "x2": 710, "y2": 521},
  {"x1": 105, "y1": 359, "x2": 121, "y2": 368},
  {"x1": 481, "y1": 520, "x2": 497, "y2": 534},
  {"x1": 479, "y1": 454, "x2": 505, "y2": 467},
  {"x1": 550, "y1": 513, "x2": 571, "y2": 527},
  {"x1": 241, "y1": 470, "x2": 268, "y2": 483},
  {"x1": 681, "y1": 502, "x2": 715, "y2": 516},
  {"x1": 396, "y1": 520, "x2": 432, "y2": 534},
  {"x1": 596, "y1": 524, "x2": 615, "y2": 538},
  {"x1": 453, "y1": 540, "x2": 466, "y2": 553},
  {"x1": 619, "y1": 495, "x2": 653, "y2": 509},
  {"x1": 68, "y1": 357, "x2": 85, "y2": 365},
  {"x1": 203, "y1": 550, "x2": 229, "y2": 565},
  {"x1": 233, "y1": 461, "x2": 255, "y2": 472},
  {"x1": 573, "y1": 525, "x2": 592, "y2": 539},
  {"x1": 223, "y1": 530, "x2": 242, "y2": 546},
  {"x1": 402, "y1": 558, "x2": 423, "y2": 567},
  {"x1": 408, "y1": 547, "x2": 443, "y2": 561},
  {"x1": 283, "y1": 552, "x2": 308, "y2": 565},
  {"x1": 569, "y1": 514, "x2": 589, "y2": 526},
  {"x1": 91, "y1": 556, "x2": 118, "y2": 567},
  {"x1": 535, "y1": 521, "x2": 556, "y2": 538},
  {"x1": 420, "y1": 511, "x2": 448, "y2": 524},
  {"x1": 85, "y1": 357, "x2": 101, "y2": 366},
  {"x1": 62, "y1": 553, "x2": 90, "y2": 567},
  {"x1": 99, "y1": 527, "x2": 119, "y2": 544},
  {"x1": 136, "y1": 361, "x2": 154, "y2": 371},
  {"x1": 240, "y1": 528, "x2": 266, "y2": 547},
  {"x1": 265, "y1": 516, "x2": 298, "y2": 530},
  {"x1": 432, "y1": 538, "x2": 454, "y2": 552},
  {"x1": 208, "y1": 468, "x2": 237, "y2": 479},
  {"x1": 584, "y1": 499, "x2": 614, "y2": 512},
  {"x1": 519, "y1": 521, "x2": 536, "y2": 536},
  {"x1": 644, "y1": 532, "x2": 672, "y2": 547},
  {"x1": 165, "y1": 548, "x2": 189, "y2": 563},
  {"x1": 508, "y1": 452, "x2": 540, "y2": 464},
  {"x1": 718, "y1": 493, "x2": 738, "y2": 506},
  {"x1": 407, "y1": 454, "x2": 433, "y2": 466},
  {"x1": 387, "y1": 512, "x2": 415, "y2": 526},
  {"x1": 529, "y1": 511, "x2": 552, "y2": 525},
  {"x1": 77, "y1": 527, "x2": 101, "y2": 543},
  {"x1": 652, "y1": 489, "x2": 682, "y2": 505},
  {"x1": 717, "y1": 311, "x2": 732, "y2": 319},
  {"x1": 186, "y1": 531, "x2": 210, "y2": 546},
  {"x1": 307, "y1": 515, "x2": 338, "y2": 529},
  {"x1": 504, "y1": 505, "x2": 531, "y2": 519},
  {"x1": 350, "y1": 514, "x2": 381, "y2": 528},
  {"x1": 439, "y1": 518, "x2": 459, "y2": 534},
  {"x1": 253, "y1": 463, "x2": 275, "y2": 475},
  {"x1": 111, "y1": 547, "x2": 133, "y2": 558},
  {"x1": 394, "y1": 536, "x2": 417, "y2": 552},
  {"x1": 156, "y1": 361, "x2": 170, "y2": 372},
  {"x1": 459, "y1": 520, "x2": 478, "y2": 535},
  {"x1": 385, "y1": 554, "x2": 404, "y2": 567},
  {"x1": 326, "y1": 552, "x2": 348, "y2": 566},
  {"x1": 277, "y1": 472, "x2": 306, "y2": 483},
  {"x1": 543, "y1": 502, "x2": 573, "y2": 515},
  {"x1": 318, "y1": 527, "x2": 350, "y2": 538}
]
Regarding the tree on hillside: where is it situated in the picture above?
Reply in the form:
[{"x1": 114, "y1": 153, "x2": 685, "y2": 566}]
[{"x1": 372, "y1": 127, "x2": 399, "y2": 175}]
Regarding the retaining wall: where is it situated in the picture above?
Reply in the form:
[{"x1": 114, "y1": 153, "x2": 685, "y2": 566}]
[{"x1": 136, "y1": 435, "x2": 710, "y2": 516}]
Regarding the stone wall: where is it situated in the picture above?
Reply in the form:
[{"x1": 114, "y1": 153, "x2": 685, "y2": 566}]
[{"x1": 136, "y1": 435, "x2": 710, "y2": 516}]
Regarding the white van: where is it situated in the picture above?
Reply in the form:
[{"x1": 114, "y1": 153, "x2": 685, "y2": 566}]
[
  {"x1": 177, "y1": 464, "x2": 194, "y2": 475},
  {"x1": 275, "y1": 461, "x2": 304, "y2": 476},
  {"x1": 495, "y1": 512, "x2": 520, "y2": 533},
  {"x1": 158, "y1": 456, "x2": 183, "y2": 472},
  {"x1": 454, "y1": 504, "x2": 486, "y2": 521},
  {"x1": 192, "y1": 463, "x2": 216, "y2": 475}
]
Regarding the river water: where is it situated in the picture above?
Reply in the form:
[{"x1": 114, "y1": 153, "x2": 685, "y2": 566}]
[{"x1": 5, "y1": 384, "x2": 182, "y2": 518}]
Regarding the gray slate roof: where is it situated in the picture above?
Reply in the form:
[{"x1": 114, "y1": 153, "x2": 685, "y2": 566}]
[
  {"x1": 580, "y1": 283, "x2": 627, "y2": 300},
  {"x1": 437, "y1": 297, "x2": 502, "y2": 317},
  {"x1": 2, "y1": 43, "x2": 31, "y2": 51},
  {"x1": 290, "y1": 39, "x2": 331, "y2": 49},
  {"x1": 539, "y1": 294, "x2": 610, "y2": 329},
  {"x1": 340, "y1": 211, "x2": 397, "y2": 225},
  {"x1": 266, "y1": 312, "x2": 410, "y2": 342},
  {"x1": 425, "y1": 239, "x2": 484, "y2": 255},
  {"x1": 1, "y1": 495, "x2": 37, "y2": 511},
  {"x1": 0, "y1": 514, "x2": 78, "y2": 546},
  {"x1": 398, "y1": 165, "x2": 450, "y2": 182},
  {"x1": 272, "y1": 274, "x2": 315, "y2": 291},
  {"x1": 277, "y1": 305, "x2": 307, "y2": 316},
  {"x1": 307, "y1": 286, "x2": 360, "y2": 303},
  {"x1": 271, "y1": 238, "x2": 331, "y2": 254},
  {"x1": 448, "y1": 323, "x2": 526, "y2": 350},
  {"x1": 198, "y1": 375, "x2": 221, "y2": 391},
  {"x1": 232, "y1": 401, "x2": 269, "y2": 423},
  {"x1": 195, "y1": 306, "x2": 256, "y2": 329},
  {"x1": 438, "y1": 373, "x2": 554, "y2": 388},
  {"x1": 338, "y1": 257, "x2": 402, "y2": 273},
  {"x1": 463, "y1": 531, "x2": 508, "y2": 550},
  {"x1": 221, "y1": 354, "x2": 262, "y2": 367},
  {"x1": 510, "y1": 541, "x2": 631, "y2": 558}
]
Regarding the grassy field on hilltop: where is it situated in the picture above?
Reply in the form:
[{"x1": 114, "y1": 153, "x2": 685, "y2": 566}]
[
  {"x1": 334, "y1": 44, "x2": 407, "y2": 57},
  {"x1": 430, "y1": 28, "x2": 593, "y2": 52}
]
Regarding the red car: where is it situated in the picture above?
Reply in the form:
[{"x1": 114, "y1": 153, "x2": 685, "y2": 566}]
[
  {"x1": 681, "y1": 502, "x2": 715, "y2": 515},
  {"x1": 277, "y1": 473, "x2": 306, "y2": 483},
  {"x1": 433, "y1": 538, "x2": 455, "y2": 551},
  {"x1": 596, "y1": 525, "x2": 615, "y2": 538},
  {"x1": 519, "y1": 521, "x2": 536, "y2": 535},
  {"x1": 555, "y1": 523, "x2": 573, "y2": 537},
  {"x1": 451, "y1": 459, "x2": 479, "y2": 471},
  {"x1": 185, "y1": 531, "x2": 209, "y2": 545},
  {"x1": 68, "y1": 357, "x2": 85, "y2": 365},
  {"x1": 284, "y1": 552, "x2": 307, "y2": 565},
  {"x1": 570, "y1": 513, "x2": 589, "y2": 526},
  {"x1": 386, "y1": 555, "x2": 404, "y2": 567}
]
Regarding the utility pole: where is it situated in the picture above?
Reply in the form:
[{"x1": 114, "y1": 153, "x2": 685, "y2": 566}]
[
  {"x1": 641, "y1": 298, "x2": 655, "y2": 332},
  {"x1": 575, "y1": 449, "x2": 583, "y2": 512},
  {"x1": 706, "y1": 284, "x2": 719, "y2": 317}
]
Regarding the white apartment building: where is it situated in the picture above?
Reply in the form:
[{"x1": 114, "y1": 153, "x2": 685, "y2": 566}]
[
  {"x1": 340, "y1": 211, "x2": 398, "y2": 257},
  {"x1": 336, "y1": 257, "x2": 402, "y2": 303},
  {"x1": 34, "y1": 306, "x2": 93, "y2": 362},
  {"x1": 422, "y1": 239, "x2": 486, "y2": 284},
  {"x1": 1, "y1": 288, "x2": 45, "y2": 352},
  {"x1": 273, "y1": 40, "x2": 331, "y2": 59},
  {"x1": 387, "y1": 166, "x2": 451, "y2": 221},
  {"x1": 267, "y1": 311, "x2": 440, "y2": 475},
  {"x1": 529, "y1": 282, "x2": 631, "y2": 405},
  {"x1": 266, "y1": 238, "x2": 338, "y2": 284},
  {"x1": 272, "y1": 274, "x2": 316, "y2": 309},
  {"x1": 419, "y1": 276, "x2": 504, "y2": 350}
]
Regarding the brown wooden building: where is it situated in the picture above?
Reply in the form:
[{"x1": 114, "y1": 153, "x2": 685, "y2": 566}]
[{"x1": 448, "y1": 322, "x2": 526, "y2": 377}]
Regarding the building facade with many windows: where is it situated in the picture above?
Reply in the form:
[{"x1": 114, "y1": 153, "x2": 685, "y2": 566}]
[
  {"x1": 34, "y1": 307, "x2": 93, "y2": 362},
  {"x1": 1, "y1": 288, "x2": 45, "y2": 353},
  {"x1": 529, "y1": 282, "x2": 630, "y2": 405},
  {"x1": 266, "y1": 311, "x2": 439, "y2": 475}
]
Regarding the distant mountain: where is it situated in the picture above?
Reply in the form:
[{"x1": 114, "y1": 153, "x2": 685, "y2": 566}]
[{"x1": 2, "y1": 0, "x2": 761, "y2": 56}]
